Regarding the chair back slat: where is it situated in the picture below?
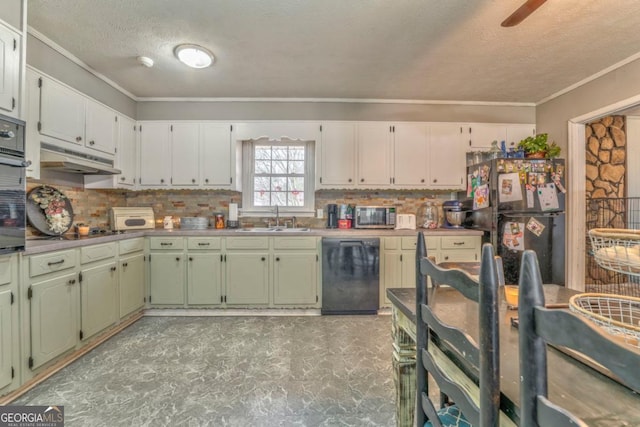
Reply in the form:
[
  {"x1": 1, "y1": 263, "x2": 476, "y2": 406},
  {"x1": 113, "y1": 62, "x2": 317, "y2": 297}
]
[
  {"x1": 518, "y1": 249, "x2": 640, "y2": 427},
  {"x1": 416, "y1": 240, "x2": 502, "y2": 427}
]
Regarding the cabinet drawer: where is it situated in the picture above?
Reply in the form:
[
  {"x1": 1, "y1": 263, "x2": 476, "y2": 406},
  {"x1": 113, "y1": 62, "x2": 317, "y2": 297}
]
[
  {"x1": 0, "y1": 256, "x2": 11, "y2": 285},
  {"x1": 383, "y1": 237, "x2": 399, "y2": 250},
  {"x1": 440, "y1": 236, "x2": 479, "y2": 250},
  {"x1": 440, "y1": 250, "x2": 479, "y2": 263},
  {"x1": 119, "y1": 238, "x2": 145, "y2": 255},
  {"x1": 187, "y1": 237, "x2": 222, "y2": 250},
  {"x1": 29, "y1": 250, "x2": 77, "y2": 277},
  {"x1": 149, "y1": 237, "x2": 184, "y2": 250},
  {"x1": 273, "y1": 236, "x2": 317, "y2": 250},
  {"x1": 226, "y1": 236, "x2": 269, "y2": 250},
  {"x1": 80, "y1": 242, "x2": 117, "y2": 264}
]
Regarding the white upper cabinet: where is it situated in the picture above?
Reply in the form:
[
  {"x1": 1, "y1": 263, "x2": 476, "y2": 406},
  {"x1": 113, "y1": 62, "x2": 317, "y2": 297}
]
[
  {"x1": 201, "y1": 123, "x2": 233, "y2": 187},
  {"x1": 234, "y1": 122, "x2": 319, "y2": 142},
  {"x1": 467, "y1": 123, "x2": 506, "y2": 151},
  {"x1": 116, "y1": 115, "x2": 136, "y2": 187},
  {"x1": 318, "y1": 122, "x2": 357, "y2": 187},
  {"x1": 170, "y1": 123, "x2": 200, "y2": 186},
  {"x1": 393, "y1": 123, "x2": 429, "y2": 187},
  {"x1": 25, "y1": 69, "x2": 41, "y2": 179},
  {"x1": 0, "y1": 22, "x2": 19, "y2": 116},
  {"x1": 85, "y1": 100, "x2": 117, "y2": 154},
  {"x1": 357, "y1": 122, "x2": 392, "y2": 187},
  {"x1": 506, "y1": 124, "x2": 536, "y2": 147},
  {"x1": 39, "y1": 77, "x2": 86, "y2": 146},
  {"x1": 139, "y1": 122, "x2": 171, "y2": 187},
  {"x1": 428, "y1": 123, "x2": 466, "y2": 189}
]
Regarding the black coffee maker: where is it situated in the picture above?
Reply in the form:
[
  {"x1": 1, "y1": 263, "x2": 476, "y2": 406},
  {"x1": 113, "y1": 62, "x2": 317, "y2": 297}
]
[{"x1": 327, "y1": 204, "x2": 338, "y2": 228}]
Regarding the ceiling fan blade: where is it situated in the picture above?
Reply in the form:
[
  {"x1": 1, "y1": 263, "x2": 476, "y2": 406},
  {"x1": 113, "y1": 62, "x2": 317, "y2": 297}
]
[{"x1": 501, "y1": 0, "x2": 547, "y2": 27}]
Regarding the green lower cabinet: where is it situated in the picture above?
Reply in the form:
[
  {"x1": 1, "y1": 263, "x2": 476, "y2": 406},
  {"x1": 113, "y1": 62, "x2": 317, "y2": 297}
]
[
  {"x1": 119, "y1": 253, "x2": 145, "y2": 318},
  {"x1": 80, "y1": 262, "x2": 118, "y2": 341},
  {"x1": 29, "y1": 272, "x2": 78, "y2": 370},
  {"x1": 225, "y1": 253, "x2": 269, "y2": 305},
  {"x1": 273, "y1": 253, "x2": 318, "y2": 305},
  {"x1": 187, "y1": 253, "x2": 222, "y2": 305},
  {"x1": 0, "y1": 288, "x2": 13, "y2": 390},
  {"x1": 149, "y1": 253, "x2": 185, "y2": 305}
]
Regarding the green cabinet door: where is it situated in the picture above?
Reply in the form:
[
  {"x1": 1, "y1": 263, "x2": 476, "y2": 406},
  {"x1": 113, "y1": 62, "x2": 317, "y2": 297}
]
[
  {"x1": 80, "y1": 262, "x2": 118, "y2": 340},
  {"x1": 149, "y1": 253, "x2": 185, "y2": 305},
  {"x1": 225, "y1": 253, "x2": 268, "y2": 305},
  {"x1": 273, "y1": 253, "x2": 317, "y2": 305},
  {"x1": 381, "y1": 250, "x2": 402, "y2": 306},
  {"x1": 30, "y1": 273, "x2": 78, "y2": 370},
  {"x1": 119, "y1": 253, "x2": 145, "y2": 318},
  {"x1": 0, "y1": 289, "x2": 12, "y2": 389},
  {"x1": 187, "y1": 253, "x2": 222, "y2": 305}
]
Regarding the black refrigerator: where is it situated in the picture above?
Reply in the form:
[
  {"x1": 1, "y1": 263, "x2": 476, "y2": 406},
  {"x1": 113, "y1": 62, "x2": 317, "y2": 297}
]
[{"x1": 465, "y1": 158, "x2": 566, "y2": 285}]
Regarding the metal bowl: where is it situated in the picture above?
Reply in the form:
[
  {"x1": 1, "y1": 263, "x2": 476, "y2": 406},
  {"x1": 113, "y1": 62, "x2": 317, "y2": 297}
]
[{"x1": 445, "y1": 210, "x2": 465, "y2": 227}]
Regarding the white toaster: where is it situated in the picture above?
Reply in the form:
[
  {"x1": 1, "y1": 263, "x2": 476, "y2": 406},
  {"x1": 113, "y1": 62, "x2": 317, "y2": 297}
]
[{"x1": 395, "y1": 214, "x2": 416, "y2": 230}]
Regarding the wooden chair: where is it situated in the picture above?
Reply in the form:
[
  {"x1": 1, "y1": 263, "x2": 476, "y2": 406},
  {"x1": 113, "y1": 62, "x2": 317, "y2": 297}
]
[
  {"x1": 518, "y1": 250, "x2": 640, "y2": 427},
  {"x1": 415, "y1": 232, "x2": 504, "y2": 427}
]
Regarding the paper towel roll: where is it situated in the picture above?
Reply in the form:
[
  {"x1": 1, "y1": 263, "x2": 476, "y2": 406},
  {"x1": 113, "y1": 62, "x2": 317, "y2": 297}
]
[{"x1": 229, "y1": 203, "x2": 238, "y2": 221}]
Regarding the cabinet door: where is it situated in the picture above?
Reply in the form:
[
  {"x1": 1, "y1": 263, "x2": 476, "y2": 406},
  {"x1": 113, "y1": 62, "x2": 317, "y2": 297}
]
[
  {"x1": 0, "y1": 24, "x2": 19, "y2": 115},
  {"x1": 85, "y1": 100, "x2": 117, "y2": 154},
  {"x1": 319, "y1": 122, "x2": 356, "y2": 186},
  {"x1": 393, "y1": 123, "x2": 429, "y2": 186},
  {"x1": 381, "y1": 249, "x2": 402, "y2": 306},
  {"x1": 357, "y1": 122, "x2": 391, "y2": 187},
  {"x1": 171, "y1": 123, "x2": 200, "y2": 186},
  {"x1": 469, "y1": 123, "x2": 506, "y2": 150},
  {"x1": 187, "y1": 253, "x2": 222, "y2": 305},
  {"x1": 428, "y1": 123, "x2": 466, "y2": 189},
  {"x1": 225, "y1": 253, "x2": 269, "y2": 305},
  {"x1": 0, "y1": 289, "x2": 12, "y2": 389},
  {"x1": 117, "y1": 116, "x2": 136, "y2": 187},
  {"x1": 273, "y1": 253, "x2": 317, "y2": 305},
  {"x1": 139, "y1": 123, "x2": 170, "y2": 186},
  {"x1": 30, "y1": 273, "x2": 78, "y2": 369},
  {"x1": 80, "y1": 262, "x2": 118, "y2": 340},
  {"x1": 506, "y1": 124, "x2": 536, "y2": 147},
  {"x1": 40, "y1": 77, "x2": 86, "y2": 145},
  {"x1": 119, "y1": 253, "x2": 145, "y2": 318},
  {"x1": 25, "y1": 69, "x2": 41, "y2": 178},
  {"x1": 149, "y1": 253, "x2": 185, "y2": 305},
  {"x1": 201, "y1": 123, "x2": 233, "y2": 187}
]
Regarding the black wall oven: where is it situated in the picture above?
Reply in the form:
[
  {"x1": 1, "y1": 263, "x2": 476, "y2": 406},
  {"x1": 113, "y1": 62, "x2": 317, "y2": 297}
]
[{"x1": 0, "y1": 114, "x2": 27, "y2": 254}]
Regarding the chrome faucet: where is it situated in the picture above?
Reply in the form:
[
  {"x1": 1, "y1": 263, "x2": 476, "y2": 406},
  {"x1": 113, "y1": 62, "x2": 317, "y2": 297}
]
[{"x1": 274, "y1": 205, "x2": 280, "y2": 227}]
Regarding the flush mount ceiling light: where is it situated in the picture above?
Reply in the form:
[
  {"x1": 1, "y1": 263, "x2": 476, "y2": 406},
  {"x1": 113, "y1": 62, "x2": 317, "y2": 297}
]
[{"x1": 174, "y1": 44, "x2": 215, "y2": 69}]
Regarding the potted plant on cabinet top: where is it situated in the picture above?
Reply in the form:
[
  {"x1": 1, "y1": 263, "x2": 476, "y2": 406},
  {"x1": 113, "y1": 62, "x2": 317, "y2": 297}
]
[{"x1": 517, "y1": 133, "x2": 561, "y2": 159}]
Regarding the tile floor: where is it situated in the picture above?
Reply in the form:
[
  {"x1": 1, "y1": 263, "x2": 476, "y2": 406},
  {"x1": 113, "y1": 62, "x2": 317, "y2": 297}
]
[{"x1": 12, "y1": 315, "x2": 396, "y2": 426}]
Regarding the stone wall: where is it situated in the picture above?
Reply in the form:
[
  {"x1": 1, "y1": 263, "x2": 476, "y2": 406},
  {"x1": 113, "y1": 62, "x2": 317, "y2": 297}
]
[{"x1": 585, "y1": 115, "x2": 626, "y2": 285}]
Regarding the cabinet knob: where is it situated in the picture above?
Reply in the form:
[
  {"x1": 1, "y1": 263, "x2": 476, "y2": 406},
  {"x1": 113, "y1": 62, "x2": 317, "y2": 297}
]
[
  {"x1": 123, "y1": 262, "x2": 128, "y2": 267},
  {"x1": 444, "y1": 256, "x2": 449, "y2": 260},
  {"x1": 176, "y1": 257, "x2": 180, "y2": 261},
  {"x1": 120, "y1": 176, "x2": 126, "y2": 181},
  {"x1": 261, "y1": 257, "x2": 266, "y2": 261},
  {"x1": 76, "y1": 136, "x2": 82, "y2": 142},
  {"x1": 89, "y1": 140, "x2": 95, "y2": 145},
  {"x1": 205, "y1": 178, "x2": 209, "y2": 183},
  {"x1": 348, "y1": 178, "x2": 352, "y2": 182},
  {"x1": 68, "y1": 279, "x2": 74, "y2": 285},
  {"x1": 192, "y1": 179, "x2": 196, "y2": 183},
  {"x1": 360, "y1": 178, "x2": 364, "y2": 182},
  {"x1": 111, "y1": 266, "x2": 116, "y2": 272},
  {"x1": 421, "y1": 179, "x2": 425, "y2": 183},
  {"x1": 160, "y1": 179, "x2": 165, "y2": 183},
  {"x1": 189, "y1": 257, "x2": 193, "y2": 261},
  {"x1": 433, "y1": 179, "x2": 438, "y2": 183},
  {"x1": 276, "y1": 257, "x2": 280, "y2": 261}
]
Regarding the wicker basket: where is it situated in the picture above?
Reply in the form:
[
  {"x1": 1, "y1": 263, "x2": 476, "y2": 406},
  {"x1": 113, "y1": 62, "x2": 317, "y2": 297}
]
[
  {"x1": 569, "y1": 293, "x2": 640, "y2": 348},
  {"x1": 588, "y1": 228, "x2": 640, "y2": 276}
]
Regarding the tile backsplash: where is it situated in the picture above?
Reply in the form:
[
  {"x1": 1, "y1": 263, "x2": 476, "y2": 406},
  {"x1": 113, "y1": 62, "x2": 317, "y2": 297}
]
[{"x1": 26, "y1": 178, "x2": 455, "y2": 233}]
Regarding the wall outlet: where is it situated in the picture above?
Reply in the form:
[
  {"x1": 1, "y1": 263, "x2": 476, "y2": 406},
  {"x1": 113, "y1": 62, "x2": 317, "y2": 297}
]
[{"x1": 317, "y1": 208, "x2": 324, "y2": 219}]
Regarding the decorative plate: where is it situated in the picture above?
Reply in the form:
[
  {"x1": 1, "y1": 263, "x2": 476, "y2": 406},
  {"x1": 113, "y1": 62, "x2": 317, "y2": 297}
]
[{"x1": 26, "y1": 185, "x2": 74, "y2": 236}]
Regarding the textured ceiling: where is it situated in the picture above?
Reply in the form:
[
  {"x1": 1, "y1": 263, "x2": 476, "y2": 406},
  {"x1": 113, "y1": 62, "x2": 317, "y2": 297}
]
[{"x1": 26, "y1": 0, "x2": 640, "y2": 102}]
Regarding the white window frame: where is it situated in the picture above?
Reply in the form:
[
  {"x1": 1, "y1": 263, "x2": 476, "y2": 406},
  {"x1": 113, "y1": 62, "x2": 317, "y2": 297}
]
[{"x1": 241, "y1": 137, "x2": 316, "y2": 217}]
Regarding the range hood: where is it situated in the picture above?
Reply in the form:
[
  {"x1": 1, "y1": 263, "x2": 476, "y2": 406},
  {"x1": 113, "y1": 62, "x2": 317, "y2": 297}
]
[{"x1": 40, "y1": 142, "x2": 121, "y2": 175}]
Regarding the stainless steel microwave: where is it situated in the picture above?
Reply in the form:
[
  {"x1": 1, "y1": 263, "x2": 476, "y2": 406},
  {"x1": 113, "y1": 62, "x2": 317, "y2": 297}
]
[{"x1": 354, "y1": 206, "x2": 396, "y2": 229}]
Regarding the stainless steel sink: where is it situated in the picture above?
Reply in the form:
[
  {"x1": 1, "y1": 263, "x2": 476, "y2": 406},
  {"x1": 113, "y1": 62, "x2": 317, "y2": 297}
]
[{"x1": 236, "y1": 227, "x2": 311, "y2": 232}]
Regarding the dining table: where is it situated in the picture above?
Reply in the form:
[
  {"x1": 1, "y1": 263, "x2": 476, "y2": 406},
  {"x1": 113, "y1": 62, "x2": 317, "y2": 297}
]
[{"x1": 387, "y1": 280, "x2": 640, "y2": 427}]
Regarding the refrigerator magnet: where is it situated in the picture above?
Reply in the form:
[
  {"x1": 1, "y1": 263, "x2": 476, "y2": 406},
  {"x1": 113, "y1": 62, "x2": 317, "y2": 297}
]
[
  {"x1": 498, "y1": 173, "x2": 523, "y2": 203},
  {"x1": 537, "y1": 183, "x2": 560, "y2": 211},
  {"x1": 473, "y1": 184, "x2": 490, "y2": 209},
  {"x1": 526, "y1": 217, "x2": 545, "y2": 237}
]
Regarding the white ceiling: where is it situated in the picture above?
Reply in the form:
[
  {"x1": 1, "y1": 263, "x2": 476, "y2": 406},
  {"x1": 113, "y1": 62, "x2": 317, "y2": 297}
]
[{"x1": 26, "y1": 0, "x2": 640, "y2": 103}]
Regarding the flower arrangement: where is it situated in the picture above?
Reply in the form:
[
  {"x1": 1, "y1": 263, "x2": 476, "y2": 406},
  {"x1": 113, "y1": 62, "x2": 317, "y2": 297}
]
[{"x1": 30, "y1": 186, "x2": 72, "y2": 234}]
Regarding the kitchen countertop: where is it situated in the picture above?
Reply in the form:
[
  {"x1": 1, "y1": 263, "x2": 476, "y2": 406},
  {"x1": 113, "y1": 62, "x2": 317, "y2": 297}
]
[{"x1": 24, "y1": 227, "x2": 484, "y2": 255}]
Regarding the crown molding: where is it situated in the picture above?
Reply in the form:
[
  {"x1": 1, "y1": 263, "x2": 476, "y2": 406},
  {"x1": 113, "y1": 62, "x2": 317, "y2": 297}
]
[{"x1": 137, "y1": 97, "x2": 535, "y2": 106}]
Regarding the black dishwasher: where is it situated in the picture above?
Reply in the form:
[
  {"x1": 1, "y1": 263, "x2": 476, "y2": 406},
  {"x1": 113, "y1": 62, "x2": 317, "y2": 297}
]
[{"x1": 321, "y1": 237, "x2": 380, "y2": 315}]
